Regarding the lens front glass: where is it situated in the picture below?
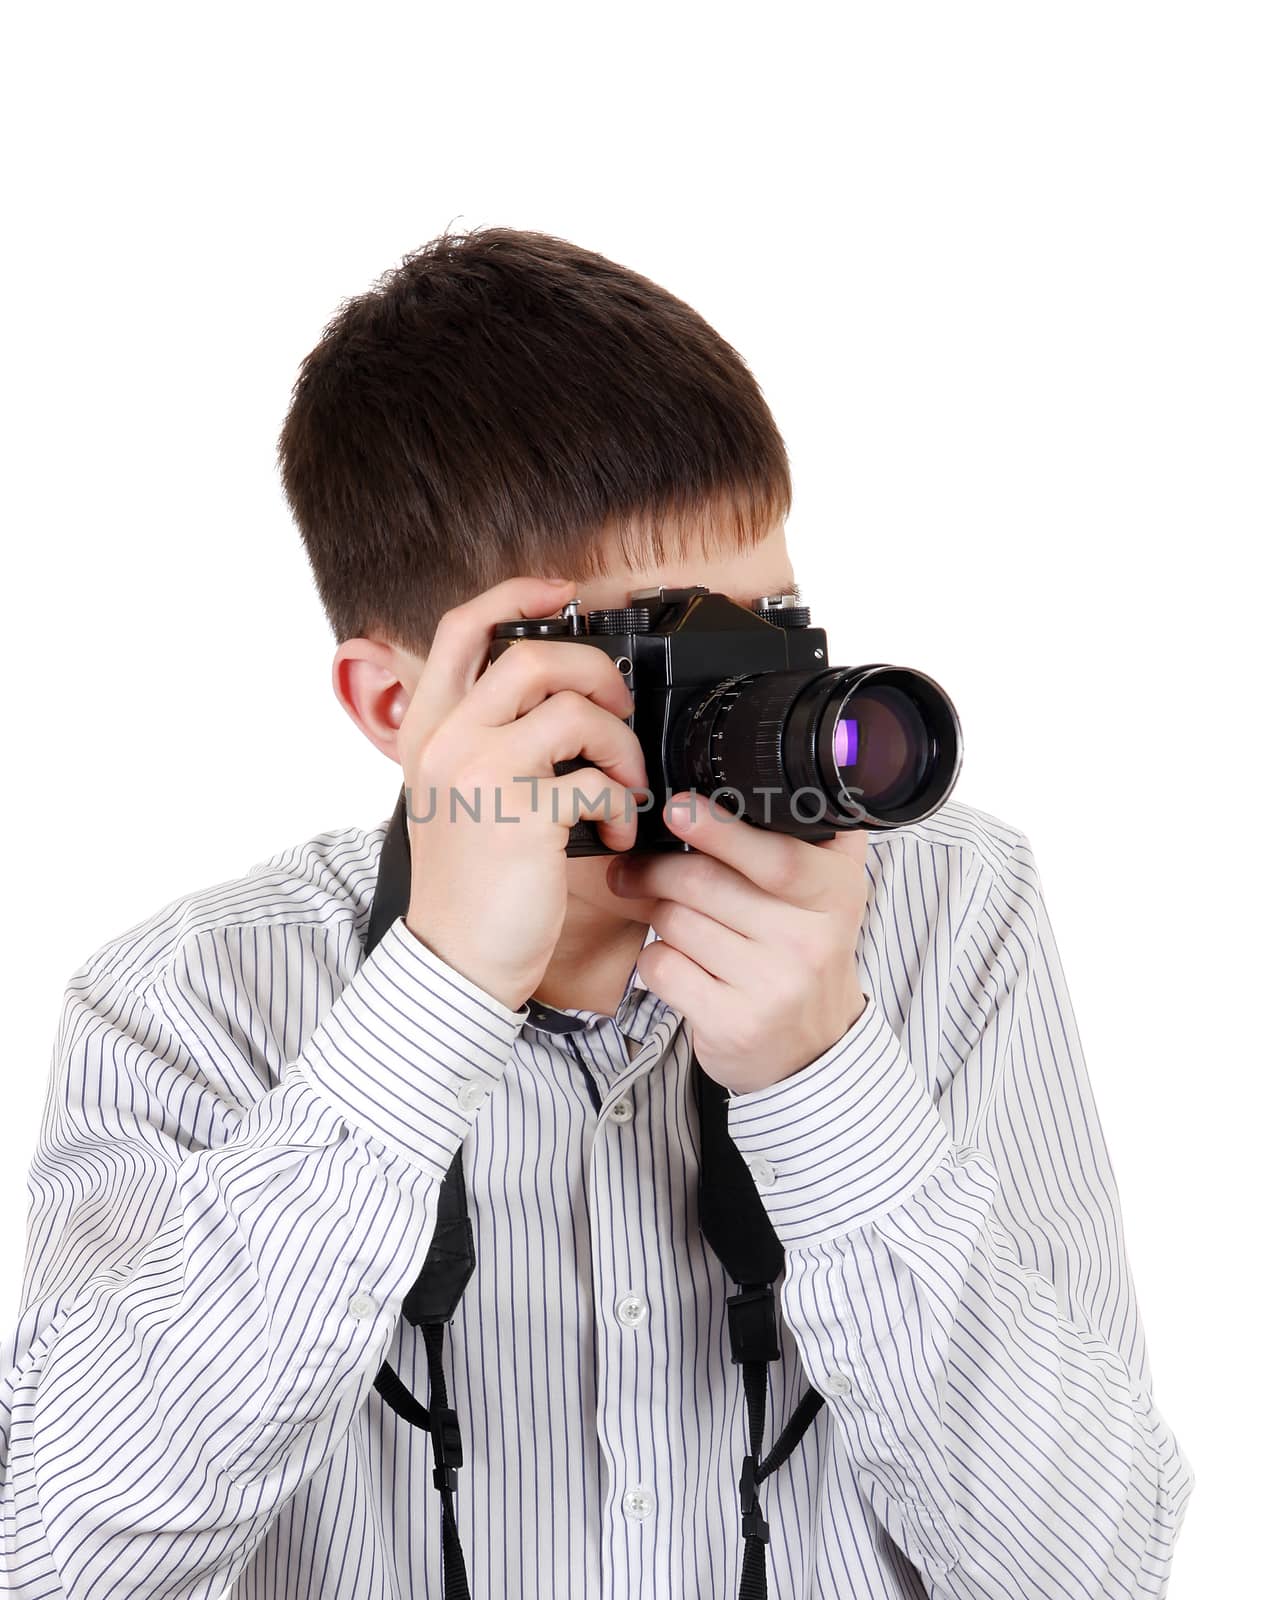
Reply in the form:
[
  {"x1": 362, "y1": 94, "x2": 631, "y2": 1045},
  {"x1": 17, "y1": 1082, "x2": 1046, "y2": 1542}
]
[{"x1": 829, "y1": 685, "x2": 930, "y2": 812}]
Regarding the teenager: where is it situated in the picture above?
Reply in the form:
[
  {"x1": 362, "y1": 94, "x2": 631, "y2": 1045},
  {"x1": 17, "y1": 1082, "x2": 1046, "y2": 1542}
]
[{"x1": 0, "y1": 227, "x2": 1191, "y2": 1599}]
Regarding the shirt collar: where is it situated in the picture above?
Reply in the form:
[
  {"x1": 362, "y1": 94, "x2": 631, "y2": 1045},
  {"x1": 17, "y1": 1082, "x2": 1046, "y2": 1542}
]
[{"x1": 523, "y1": 924, "x2": 674, "y2": 1044}]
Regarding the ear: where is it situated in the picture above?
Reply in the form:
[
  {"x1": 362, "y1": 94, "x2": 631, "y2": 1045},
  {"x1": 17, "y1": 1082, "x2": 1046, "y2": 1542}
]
[{"x1": 331, "y1": 637, "x2": 424, "y2": 764}]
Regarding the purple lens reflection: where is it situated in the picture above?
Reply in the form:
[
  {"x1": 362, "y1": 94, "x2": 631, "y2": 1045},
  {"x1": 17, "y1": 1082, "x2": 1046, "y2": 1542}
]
[{"x1": 833, "y1": 716, "x2": 859, "y2": 768}]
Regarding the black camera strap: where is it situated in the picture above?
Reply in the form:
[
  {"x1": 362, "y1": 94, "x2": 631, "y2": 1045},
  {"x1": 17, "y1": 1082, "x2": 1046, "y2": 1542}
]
[
  {"x1": 693, "y1": 1061, "x2": 827, "y2": 1598},
  {"x1": 364, "y1": 791, "x2": 824, "y2": 1599}
]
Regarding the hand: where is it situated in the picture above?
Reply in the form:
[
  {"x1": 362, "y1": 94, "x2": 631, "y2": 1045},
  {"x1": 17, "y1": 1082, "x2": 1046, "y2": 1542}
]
[
  {"x1": 398, "y1": 576, "x2": 649, "y2": 1011},
  {"x1": 607, "y1": 792, "x2": 870, "y2": 1095}
]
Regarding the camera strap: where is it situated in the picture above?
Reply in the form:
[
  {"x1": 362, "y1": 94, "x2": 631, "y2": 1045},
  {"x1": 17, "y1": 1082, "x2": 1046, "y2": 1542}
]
[{"x1": 364, "y1": 790, "x2": 825, "y2": 1599}]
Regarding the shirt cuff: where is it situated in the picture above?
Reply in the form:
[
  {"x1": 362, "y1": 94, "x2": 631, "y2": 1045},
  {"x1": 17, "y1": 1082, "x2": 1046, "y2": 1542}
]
[
  {"x1": 283, "y1": 915, "x2": 528, "y2": 1176},
  {"x1": 723, "y1": 992, "x2": 951, "y2": 1249}
]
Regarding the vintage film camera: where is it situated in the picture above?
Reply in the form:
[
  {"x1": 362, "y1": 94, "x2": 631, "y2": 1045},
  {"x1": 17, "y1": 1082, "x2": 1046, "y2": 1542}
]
[{"x1": 489, "y1": 585, "x2": 962, "y2": 855}]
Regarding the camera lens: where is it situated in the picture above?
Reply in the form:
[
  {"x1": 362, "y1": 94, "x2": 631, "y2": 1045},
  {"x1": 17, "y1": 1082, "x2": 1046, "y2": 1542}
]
[
  {"x1": 674, "y1": 665, "x2": 961, "y2": 830},
  {"x1": 826, "y1": 683, "x2": 929, "y2": 813}
]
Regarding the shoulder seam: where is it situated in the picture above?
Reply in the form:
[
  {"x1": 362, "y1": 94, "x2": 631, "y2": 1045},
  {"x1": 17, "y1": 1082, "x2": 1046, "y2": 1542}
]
[
  {"x1": 869, "y1": 800, "x2": 1029, "y2": 881},
  {"x1": 73, "y1": 824, "x2": 385, "y2": 1001}
]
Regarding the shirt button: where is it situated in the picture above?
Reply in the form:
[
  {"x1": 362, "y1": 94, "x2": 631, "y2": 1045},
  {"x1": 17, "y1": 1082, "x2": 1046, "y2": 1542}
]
[
  {"x1": 615, "y1": 1293, "x2": 648, "y2": 1329},
  {"x1": 622, "y1": 1485, "x2": 655, "y2": 1521},
  {"x1": 748, "y1": 1157, "x2": 777, "y2": 1189},
  {"x1": 456, "y1": 1079, "x2": 490, "y2": 1114},
  {"x1": 824, "y1": 1370, "x2": 853, "y2": 1396},
  {"x1": 608, "y1": 1097, "x2": 634, "y2": 1123},
  {"x1": 348, "y1": 1292, "x2": 378, "y2": 1321}
]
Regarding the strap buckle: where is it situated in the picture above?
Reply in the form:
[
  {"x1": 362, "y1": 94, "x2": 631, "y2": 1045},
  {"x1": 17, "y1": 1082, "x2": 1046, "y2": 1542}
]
[
  {"x1": 739, "y1": 1454, "x2": 770, "y2": 1544},
  {"x1": 726, "y1": 1285, "x2": 780, "y2": 1365},
  {"x1": 430, "y1": 1404, "x2": 464, "y2": 1493}
]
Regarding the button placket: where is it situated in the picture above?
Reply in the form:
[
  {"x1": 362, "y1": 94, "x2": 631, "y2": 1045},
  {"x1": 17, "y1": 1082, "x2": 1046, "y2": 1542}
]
[{"x1": 587, "y1": 1014, "x2": 684, "y2": 1564}]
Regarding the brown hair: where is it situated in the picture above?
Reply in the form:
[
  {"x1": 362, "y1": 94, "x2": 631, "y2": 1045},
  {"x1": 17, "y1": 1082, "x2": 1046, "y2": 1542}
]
[{"x1": 277, "y1": 225, "x2": 792, "y2": 652}]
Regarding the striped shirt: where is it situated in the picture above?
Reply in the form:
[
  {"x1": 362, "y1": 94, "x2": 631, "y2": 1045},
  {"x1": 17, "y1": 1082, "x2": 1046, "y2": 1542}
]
[{"x1": 0, "y1": 798, "x2": 1192, "y2": 1599}]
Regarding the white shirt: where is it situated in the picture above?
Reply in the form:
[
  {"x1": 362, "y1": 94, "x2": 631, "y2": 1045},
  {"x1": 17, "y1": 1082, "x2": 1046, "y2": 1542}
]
[{"x1": 0, "y1": 798, "x2": 1191, "y2": 1598}]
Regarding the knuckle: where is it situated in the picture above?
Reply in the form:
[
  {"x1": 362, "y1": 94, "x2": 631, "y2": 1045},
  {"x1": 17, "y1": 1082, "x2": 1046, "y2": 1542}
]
[
  {"x1": 786, "y1": 921, "x2": 831, "y2": 971},
  {"x1": 507, "y1": 639, "x2": 549, "y2": 684},
  {"x1": 771, "y1": 963, "x2": 808, "y2": 1010},
  {"x1": 429, "y1": 607, "x2": 461, "y2": 646},
  {"x1": 637, "y1": 939, "x2": 666, "y2": 980},
  {"x1": 567, "y1": 768, "x2": 613, "y2": 810},
  {"x1": 763, "y1": 853, "x2": 800, "y2": 900},
  {"x1": 434, "y1": 598, "x2": 481, "y2": 646},
  {"x1": 599, "y1": 652, "x2": 629, "y2": 690},
  {"x1": 539, "y1": 687, "x2": 585, "y2": 727}
]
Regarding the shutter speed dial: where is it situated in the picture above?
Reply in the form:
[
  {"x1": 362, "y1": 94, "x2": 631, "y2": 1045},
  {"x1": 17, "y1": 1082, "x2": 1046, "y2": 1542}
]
[
  {"x1": 587, "y1": 607, "x2": 652, "y2": 635},
  {"x1": 754, "y1": 592, "x2": 811, "y2": 629},
  {"x1": 755, "y1": 604, "x2": 811, "y2": 629}
]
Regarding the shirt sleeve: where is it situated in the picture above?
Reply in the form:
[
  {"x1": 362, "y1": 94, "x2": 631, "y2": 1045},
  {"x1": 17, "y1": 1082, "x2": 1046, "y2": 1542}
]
[
  {"x1": 0, "y1": 916, "x2": 526, "y2": 1600},
  {"x1": 724, "y1": 830, "x2": 1193, "y2": 1599}
]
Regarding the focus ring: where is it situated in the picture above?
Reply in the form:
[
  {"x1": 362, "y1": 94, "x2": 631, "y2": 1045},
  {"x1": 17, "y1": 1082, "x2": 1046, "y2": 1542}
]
[
  {"x1": 712, "y1": 676, "x2": 812, "y2": 795},
  {"x1": 678, "y1": 673, "x2": 814, "y2": 801}
]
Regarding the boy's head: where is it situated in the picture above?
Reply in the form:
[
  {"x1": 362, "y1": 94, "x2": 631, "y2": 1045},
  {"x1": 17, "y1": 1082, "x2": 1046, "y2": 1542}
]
[
  {"x1": 277, "y1": 224, "x2": 794, "y2": 658},
  {"x1": 278, "y1": 226, "x2": 798, "y2": 932}
]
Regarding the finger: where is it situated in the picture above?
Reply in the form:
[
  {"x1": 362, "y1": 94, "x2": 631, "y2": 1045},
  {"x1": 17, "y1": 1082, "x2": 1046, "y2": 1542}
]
[
  {"x1": 661, "y1": 792, "x2": 846, "y2": 911},
  {"x1": 503, "y1": 691, "x2": 649, "y2": 793},
  {"x1": 541, "y1": 769, "x2": 645, "y2": 852},
  {"x1": 464, "y1": 638, "x2": 634, "y2": 728},
  {"x1": 636, "y1": 937, "x2": 729, "y2": 1021},
  {"x1": 410, "y1": 576, "x2": 577, "y2": 741},
  {"x1": 609, "y1": 848, "x2": 778, "y2": 940},
  {"x1": 644, "y1": 899, "x2": 753, "y2": 984}
]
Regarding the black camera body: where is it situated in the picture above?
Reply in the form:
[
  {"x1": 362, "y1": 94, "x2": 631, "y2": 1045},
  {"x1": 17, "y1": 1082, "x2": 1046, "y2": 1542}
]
[{"x1": 489, "y1": 585, "x2": 962, "y2": 857}]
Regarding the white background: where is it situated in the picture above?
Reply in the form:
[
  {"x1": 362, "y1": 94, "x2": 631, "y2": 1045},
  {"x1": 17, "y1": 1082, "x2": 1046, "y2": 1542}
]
[{"x1": 2, "y1": 4, "x2": 1259, "y2": 1593}]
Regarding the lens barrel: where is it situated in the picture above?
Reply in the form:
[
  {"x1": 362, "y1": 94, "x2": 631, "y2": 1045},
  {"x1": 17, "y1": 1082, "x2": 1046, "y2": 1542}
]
[{"x1": 673, "y1": 665, "x2": 961, "y2": 830}]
